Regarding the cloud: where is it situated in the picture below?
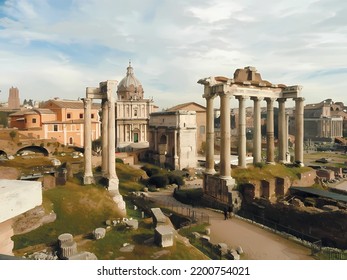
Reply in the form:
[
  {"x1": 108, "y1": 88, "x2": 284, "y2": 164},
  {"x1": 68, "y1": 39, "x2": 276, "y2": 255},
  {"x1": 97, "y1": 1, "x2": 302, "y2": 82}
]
[{"x1": 0, "y1": 0, "x2": 347, "y2": 109}]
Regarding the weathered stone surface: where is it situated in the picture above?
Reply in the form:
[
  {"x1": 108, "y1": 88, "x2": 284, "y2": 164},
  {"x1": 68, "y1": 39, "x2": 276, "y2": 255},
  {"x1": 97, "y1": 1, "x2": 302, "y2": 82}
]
[
  {"x1": 228, "y1": 249, "x2": 240, "y2": 260},
  {"x1": 322, "y1": 205, "x2": 339, "y2": 212},
  {"x1": 60, "y1": 240, "x2": 77, "y2": 259},
  {"x1": 0, "y1": 179, "x2": 42, "y2": 223},
  {"x1": 119, "y1": 244, "x2": 135, "y2": 253},
  {"x1": 292, "y1": 198, "x2": 305, "y2": 208},
  {"x1": 68, "y1": 251, "x2": 98, "y2": 260},
  {"x1": 205, "y1": 228, "x2": 211, "y2": 235},
  {"x1": 154, "y1": 225, "x2": 174, "y2": 248},
  {"x1": 151, "y1": 250, "x2": 170, "y2": 259},
  {"x1": 125, "y1": 219, "x2": 138, "y2": 230},
  {"x1": 58, "y1": 233, "x2": 73, "y2": 247},
  {"x1": 236, "y1": 245, "x2": 244, "y2": 255},
  {"x1": 93, "y1": 228, "x2": 106, "y2": 240},
  {"x1": 151, "y1": 208, "x2": 168, "y2": 226},
  {"x1": 200, "y1": 235, "x2": 210, "y2": 242}
]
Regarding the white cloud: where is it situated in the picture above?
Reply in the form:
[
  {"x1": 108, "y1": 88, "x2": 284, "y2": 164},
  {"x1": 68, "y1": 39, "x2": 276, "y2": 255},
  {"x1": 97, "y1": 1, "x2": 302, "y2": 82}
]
[{"x1": 0, "y1": 0, "x2": 347, "y2": 109}]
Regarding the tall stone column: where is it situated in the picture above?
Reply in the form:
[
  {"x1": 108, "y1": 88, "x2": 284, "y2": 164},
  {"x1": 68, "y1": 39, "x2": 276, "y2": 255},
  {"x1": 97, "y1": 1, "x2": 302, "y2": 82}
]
[
  {"x1": 107, "y1": 91, "x2": 126, "y2": 214},
  {"x1": 277, "y1": 98, "x2": 286, "y2": 162},
  {"x1": 265, "y1": 98, "x2": 275, "y2": 164},
  {"x1": 251, "y1": 96, "x2": 263, "y2": 164},
  {"x1": 294, "y1": 97, "x2": 305, "y2": 165},
  {"x1": 236, "y1": 95, "x2": 247, "y2": 168},
  {"x1": 204, "y1": 95, "x2": 216, "y2": 174},
  {"x1": 285, "y1": 113, "x2": 289, "y2": 162},
  {"x1": 220, "y1": 93, "x2": 231, "y2": 178},
  {"x1": 174, "y1": 130, "x2": 179, "y2": 170},
  {"x1": 83, "y1": 98, "x2": 94, "y2": 184},
  {"x1": 101, "y1": 99, "x2": 109, "y2": 177},
  {"x1": 107, "y1": 96, "x2": 118, "y2": 187}
]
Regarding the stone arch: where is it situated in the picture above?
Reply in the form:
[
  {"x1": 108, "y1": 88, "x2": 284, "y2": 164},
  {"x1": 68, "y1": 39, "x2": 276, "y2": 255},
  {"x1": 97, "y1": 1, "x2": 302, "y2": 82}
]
[
  {"x1": 0, "y1": 150, "x2": 7, "y2": 158},
  {"x1": 159, "y1": 134, "x2": 167, "y2": 144},
  {"x1": 17, "y1": 145, "x2": 49, "y2": 156}
]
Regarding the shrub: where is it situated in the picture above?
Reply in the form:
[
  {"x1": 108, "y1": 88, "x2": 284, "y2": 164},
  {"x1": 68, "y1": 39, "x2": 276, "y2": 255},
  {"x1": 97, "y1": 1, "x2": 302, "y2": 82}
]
[
  {"x1": 168, "y1": 174, "x2": 184, "y2": 186},
  {"x1": 116, "y1": 158, "x2": 124, "y2": 164},
  {"x1": 148, "y1": 174, "x2": 169, "y2": 188},
  {"x1": 174, "y1": 188, "x2": 203, "y2": 206},
  {"x1": 141, "y1": 164, "x2": 161, "y2": 177}
]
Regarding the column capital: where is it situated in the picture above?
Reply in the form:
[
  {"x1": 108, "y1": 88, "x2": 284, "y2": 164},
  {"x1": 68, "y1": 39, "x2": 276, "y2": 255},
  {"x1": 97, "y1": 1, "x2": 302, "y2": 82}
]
[
  {"x1": 250, "y1": 96, "x2": 264, "y2": 102},
  {"x1": 265, "y1": 97, "x2": 276, "y2": 103},
  {"x1": 219, "y1": 91, "x2": 233, "y2": 98},
  {"x1": 235, "y1": 95, "x2": 248, "y2": 101},
  {"x1": 202, "y1": 91, "x2": 217, "y2": 100},
  {"x1": 277, "y1": 97, "x2": 287, "y2": 103},
  {"x1": 293, "y1": 97, "x2": 305, "y2": 102},
  {"x1": 82, "y1": 97, "x2": 92, "y2": 108}
]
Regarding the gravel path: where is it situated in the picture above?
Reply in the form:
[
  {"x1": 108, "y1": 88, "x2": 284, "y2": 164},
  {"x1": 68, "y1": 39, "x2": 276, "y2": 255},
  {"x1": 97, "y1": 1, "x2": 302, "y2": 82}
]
[{"x1": 147, "y1": 188, "x2": 314, "y2": 260}]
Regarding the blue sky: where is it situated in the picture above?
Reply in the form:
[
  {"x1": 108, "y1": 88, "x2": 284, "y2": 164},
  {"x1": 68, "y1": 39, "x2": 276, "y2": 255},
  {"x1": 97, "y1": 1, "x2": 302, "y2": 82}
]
[{"x1": 1, "y1": 0, "x2": 347, "y2": 110}]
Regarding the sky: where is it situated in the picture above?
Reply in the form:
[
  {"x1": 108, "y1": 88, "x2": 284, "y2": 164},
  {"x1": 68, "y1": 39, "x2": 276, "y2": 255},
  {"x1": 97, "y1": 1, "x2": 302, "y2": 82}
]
[{"x1": 0, "y1": 0, "x2": 347, "y2": 110}]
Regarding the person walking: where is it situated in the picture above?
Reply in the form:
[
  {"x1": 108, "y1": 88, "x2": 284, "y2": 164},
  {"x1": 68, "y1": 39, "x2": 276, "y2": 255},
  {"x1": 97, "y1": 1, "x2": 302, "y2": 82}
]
[{"x1": 223, "y1": 207, "x2": 228, "y2": 220}]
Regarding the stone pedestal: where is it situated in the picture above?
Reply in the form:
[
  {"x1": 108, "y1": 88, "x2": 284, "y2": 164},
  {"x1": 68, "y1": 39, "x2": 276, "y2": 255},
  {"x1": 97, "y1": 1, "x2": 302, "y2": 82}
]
[
  {"x1": 60, "y1": 240, "x2": 77, "y2": 259},
  {"x1": 58, "y1": 233, "x2": 74, "y2": 247},
  {"x1": 93, "y1": 228, "x2": 106, "y2": 240},
  {"x1": 154, "y1": 225, "x2": 174, "y2": 248}
]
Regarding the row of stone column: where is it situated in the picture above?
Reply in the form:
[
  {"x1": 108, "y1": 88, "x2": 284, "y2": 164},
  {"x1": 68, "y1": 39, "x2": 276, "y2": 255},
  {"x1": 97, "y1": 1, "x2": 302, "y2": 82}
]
[
  {"x1": 204, "y1": 94, "x2": 305, "y2": 177},
  {"x1": 83, "y1": 97, "x2": 117, "y2": 186}
]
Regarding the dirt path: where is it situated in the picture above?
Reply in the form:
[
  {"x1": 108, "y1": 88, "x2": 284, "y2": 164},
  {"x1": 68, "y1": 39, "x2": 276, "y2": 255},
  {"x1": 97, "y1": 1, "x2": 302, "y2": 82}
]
[{"x1": 147, "y1": 188, "x2": 314, "y2": 260}]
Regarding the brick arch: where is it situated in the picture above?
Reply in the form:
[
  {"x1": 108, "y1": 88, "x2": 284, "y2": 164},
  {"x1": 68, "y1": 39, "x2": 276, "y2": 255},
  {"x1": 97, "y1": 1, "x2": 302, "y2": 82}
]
[{"x1": 16, "y1": 145, "x2": 49, "y2": 156}]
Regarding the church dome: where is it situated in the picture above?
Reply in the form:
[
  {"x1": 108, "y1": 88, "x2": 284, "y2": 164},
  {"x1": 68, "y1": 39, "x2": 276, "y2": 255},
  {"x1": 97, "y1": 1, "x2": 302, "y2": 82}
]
[{"x1": 117, "y1": 62, "x2": 144, "y2": 100}]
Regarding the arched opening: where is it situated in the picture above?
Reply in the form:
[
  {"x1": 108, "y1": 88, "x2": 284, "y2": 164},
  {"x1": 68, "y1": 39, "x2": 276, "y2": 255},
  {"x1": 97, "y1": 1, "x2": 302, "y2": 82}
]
[
  {"x1": 17, "y1": 146, "x2": 49, "y2": 156},
  {"x1": 0, "y1": 150, "x2": 7, "y2": 158},
  {"x1": 159, "y1": 134, "x2": 167, "y2": 144},
  {"x1": 69, "y1": 137, "x2": 73, "y2": 145}
]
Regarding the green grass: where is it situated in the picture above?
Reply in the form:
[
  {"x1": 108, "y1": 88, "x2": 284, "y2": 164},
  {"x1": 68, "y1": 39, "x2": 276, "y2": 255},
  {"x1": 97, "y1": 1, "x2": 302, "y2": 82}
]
[
  {"x1": 231, "y1": 164, "x2": 312, "y2": 183},
  {"x1": 12, "y1": 162, "x2": 210, "y2": 260},
  {"x1": 304, "y1": 151, "x2": 347, "y2": 166},
  {"x1": 12, "y1": 182, "x2": 122, "y2": 250}
]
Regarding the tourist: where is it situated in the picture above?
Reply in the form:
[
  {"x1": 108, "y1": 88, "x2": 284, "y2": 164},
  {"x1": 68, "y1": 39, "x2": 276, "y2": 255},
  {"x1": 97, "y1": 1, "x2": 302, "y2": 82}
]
[{"x1": 223, "y1": 207, "x2": 228, "y2": 220}]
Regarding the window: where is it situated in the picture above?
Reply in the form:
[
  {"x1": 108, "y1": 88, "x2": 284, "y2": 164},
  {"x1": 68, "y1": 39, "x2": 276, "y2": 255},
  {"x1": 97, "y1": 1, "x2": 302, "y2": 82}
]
[
  {"x1": 79, "y1": 113, "x2": 83, "y2": 119},
  {"x1": 32, "y1": 118, "x2": 37, "y2": 124},
  {"x1": 134, "y1": 109, "x2": 138, "y2": 117},
  {"x1": 200, "y1": 125, "x2": 205, "y2": 134},
  {"x1": 53, "y1": 125, "x2": 58, "y2": 131},
  {"x1": 91, "y1": 114, "x2": 94, "y2": 119},
  {"x1": 67, "y1": 113, "x2": 71, "y2": 119}
]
